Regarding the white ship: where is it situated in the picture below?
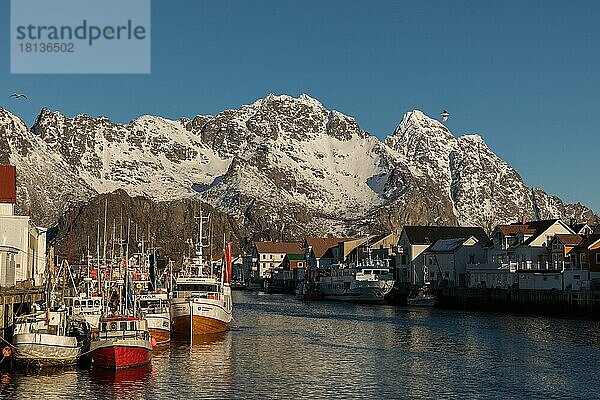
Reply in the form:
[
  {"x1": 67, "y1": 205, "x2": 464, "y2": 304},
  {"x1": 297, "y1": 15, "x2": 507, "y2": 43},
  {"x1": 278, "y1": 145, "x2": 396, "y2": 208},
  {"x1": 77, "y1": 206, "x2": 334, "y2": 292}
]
[{"x1": 316, "y1": 263, "x2": 395, "y2": 304}]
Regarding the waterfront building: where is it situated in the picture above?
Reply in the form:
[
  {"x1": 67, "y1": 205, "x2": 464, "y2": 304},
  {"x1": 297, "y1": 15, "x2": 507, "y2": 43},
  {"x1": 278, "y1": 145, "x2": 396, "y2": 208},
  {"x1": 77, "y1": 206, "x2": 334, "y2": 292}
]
[
  {"x1": 396, "y1": 226, "x2": 489, "y2": 285},
  {"x1": 422, "y1": 236, "x2": 487, "y2": 287},
  {"x1": 0, "y1": 166, "x2": 47, "y2": 287},
  {"x1": 304, "y1": 237, "x2": 349, "y2": 270},
  {"x1": 251, "y1": 241, "x2": 304, "y2": 279}
]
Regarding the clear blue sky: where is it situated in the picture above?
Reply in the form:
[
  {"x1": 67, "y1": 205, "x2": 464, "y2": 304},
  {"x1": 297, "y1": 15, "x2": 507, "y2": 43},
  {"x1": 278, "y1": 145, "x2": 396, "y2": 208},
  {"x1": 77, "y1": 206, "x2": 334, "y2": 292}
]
[{"x1": 1, "y1": 0, "x2": 598, "y2": 212}]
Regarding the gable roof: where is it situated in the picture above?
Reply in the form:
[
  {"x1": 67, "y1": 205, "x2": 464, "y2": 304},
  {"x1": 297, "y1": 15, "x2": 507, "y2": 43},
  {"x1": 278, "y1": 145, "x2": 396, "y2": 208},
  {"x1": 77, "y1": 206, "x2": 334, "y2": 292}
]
[
  {"x1": 554, "y1": 234, "x2": 583, "y2": 246},
  {"x1": 495, "y1": 224, "x2": 536, "y2": 236},
  {"x1": 305, "y1": 237, "x2": 350, "y2": 259},
  {"x1": 402, "y1": 226, "x2": 489, "y2": 246},
  {"x1": 426, "y1": 237, "x2": 476, "y2": 253},
  {"x1": 578, "y1": 234, "x2": 600, "y2": 250},
  {"x1": 254, "y1": 241, "x2": 304, "y2": 255},
  {"x1": 520, "y1": 219, "x2": 573, "y2": 246}
]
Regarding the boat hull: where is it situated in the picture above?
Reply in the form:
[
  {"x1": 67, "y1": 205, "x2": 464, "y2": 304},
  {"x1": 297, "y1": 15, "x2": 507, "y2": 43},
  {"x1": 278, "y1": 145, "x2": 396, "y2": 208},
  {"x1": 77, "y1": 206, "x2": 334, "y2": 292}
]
[
  {"x1": 90, "y1": 339, "x2": 152, "y2": 369},
  {"x1": 13, "y1": 333, "x2": 81, "y2": 367},
  {"x1": 146, "y1": 314, "x2": 171, "y2": 345},
  {"x1": 170, "y1": 298, "x2": 231, "y2": 336}
]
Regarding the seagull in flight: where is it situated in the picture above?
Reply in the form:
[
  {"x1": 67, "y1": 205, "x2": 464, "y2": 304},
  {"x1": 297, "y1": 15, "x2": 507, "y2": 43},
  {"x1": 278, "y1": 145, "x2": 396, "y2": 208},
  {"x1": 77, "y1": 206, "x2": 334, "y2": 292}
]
[
  {"x1": 10, "y1": 93, "x2": 28, "y2": 100},
  {"x1": 440, "y1": 110, "x2": 449, "y2": 123}
]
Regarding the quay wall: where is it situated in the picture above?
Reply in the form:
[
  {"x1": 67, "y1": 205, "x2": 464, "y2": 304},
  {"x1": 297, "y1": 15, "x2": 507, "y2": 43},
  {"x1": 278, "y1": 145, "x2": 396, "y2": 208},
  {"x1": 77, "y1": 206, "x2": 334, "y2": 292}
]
[{"x1": 437, "y1": 287, "x2": 600, "y2": 317}]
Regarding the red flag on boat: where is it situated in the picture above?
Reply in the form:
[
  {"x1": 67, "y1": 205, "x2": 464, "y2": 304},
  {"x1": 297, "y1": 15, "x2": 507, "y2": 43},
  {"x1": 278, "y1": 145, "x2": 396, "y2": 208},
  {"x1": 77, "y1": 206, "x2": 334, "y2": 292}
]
[{"x1": 224, "y1": 243, "x2": 233, "y2": 284}]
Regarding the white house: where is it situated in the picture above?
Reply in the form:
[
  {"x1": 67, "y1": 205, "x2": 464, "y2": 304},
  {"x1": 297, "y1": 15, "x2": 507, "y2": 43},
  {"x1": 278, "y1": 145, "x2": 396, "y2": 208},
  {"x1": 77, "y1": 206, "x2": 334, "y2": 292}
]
[
  {"x1": 513, "y1": 220, "x2": 575, "y2": 269},
  {"x1": 422, "y1": 236, "x2": 487, "y2": 287},
  {"x1": 251, "y1": 241, "x2": 304, "y2": 279},
  {"x1": 0, "y1": 166, "x2": 47, "y2": 287},
  {"x1": 396, "y1": 226, "x2": 490, "y2": 285}
]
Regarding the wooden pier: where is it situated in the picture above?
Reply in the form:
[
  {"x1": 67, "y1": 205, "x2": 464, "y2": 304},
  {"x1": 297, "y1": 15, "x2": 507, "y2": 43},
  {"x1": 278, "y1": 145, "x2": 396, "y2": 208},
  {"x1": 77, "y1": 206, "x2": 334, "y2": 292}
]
[
  {"x1": 437, "y1": 287, "x2": 600, "y2": 317},
  {"x1": 0, "y1": 283, "x2": 45, "y2": 339}
]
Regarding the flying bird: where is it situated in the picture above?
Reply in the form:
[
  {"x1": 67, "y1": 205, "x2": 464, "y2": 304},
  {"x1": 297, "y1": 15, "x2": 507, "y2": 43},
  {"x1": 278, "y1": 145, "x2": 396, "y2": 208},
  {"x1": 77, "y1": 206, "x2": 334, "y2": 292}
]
[
  {"x1": 10, "y1": 93, "x2": 28, "y2": 100},
  {"x1": 440, "y1": 110, "x2": 449, "y2": 123}
]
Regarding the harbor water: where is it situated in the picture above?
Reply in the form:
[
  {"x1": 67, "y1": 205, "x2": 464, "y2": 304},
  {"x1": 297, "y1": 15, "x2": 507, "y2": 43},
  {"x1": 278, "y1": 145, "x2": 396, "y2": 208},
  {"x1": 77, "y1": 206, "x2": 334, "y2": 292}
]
[{"x1": 2, "y1": 290, "x2": 600, "y2": 399}]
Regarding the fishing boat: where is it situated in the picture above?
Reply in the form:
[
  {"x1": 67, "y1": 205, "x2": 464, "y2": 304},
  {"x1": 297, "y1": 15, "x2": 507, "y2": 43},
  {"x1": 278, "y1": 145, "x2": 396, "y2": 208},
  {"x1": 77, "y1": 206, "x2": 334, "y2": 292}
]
[
  {"x1": 137, "y1": 291, "x2": 171, "y2": 345},
  {"x1": 406, "y1": 289, "x2": 436, "y2": 307},
  {"x1": 89, "y1": 316, "x2": 153, "y2": 369},
  {"x1": 170, "y1": 211, "x2": 233, "y2": 336},
  {"x1": 12, "y1": 307, "x2": 90, "y2": 368},
  {"x1": 70, "y1": 291, "x2": 103, "y2": 331},
  {"x1": 89, "y1": 215, "x2": 154, "y2": 369}
]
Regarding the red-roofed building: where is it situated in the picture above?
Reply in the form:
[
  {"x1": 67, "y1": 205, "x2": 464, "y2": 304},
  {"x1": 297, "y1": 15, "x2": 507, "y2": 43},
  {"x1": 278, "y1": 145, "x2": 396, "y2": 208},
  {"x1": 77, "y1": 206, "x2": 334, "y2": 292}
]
[{"x1": 251, "y1": 241, "x2": 304, "y2": 278}]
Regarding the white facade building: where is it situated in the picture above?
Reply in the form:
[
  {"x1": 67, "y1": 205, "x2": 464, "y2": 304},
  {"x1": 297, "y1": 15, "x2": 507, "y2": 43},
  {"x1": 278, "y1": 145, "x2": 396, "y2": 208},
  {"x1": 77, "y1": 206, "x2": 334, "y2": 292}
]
[{"x1": 0, "y1": 166, "x2": 47, "y2": 287}]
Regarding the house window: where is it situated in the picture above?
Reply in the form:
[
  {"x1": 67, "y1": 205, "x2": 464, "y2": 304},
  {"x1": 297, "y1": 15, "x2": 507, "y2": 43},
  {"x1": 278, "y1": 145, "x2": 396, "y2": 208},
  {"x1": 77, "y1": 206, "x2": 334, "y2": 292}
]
[
  {"x1": 469, "y1": 255, "x2": 475, "y2": 264},
  {"x1": 581, "y1": 254, "x2": 587, "y2": 264},
  {"x1": 596, "y1": 253, "x2": 600, "y2": 264},
  {"x1": 574, "y1": 275, "x2": 581, "y2": 280},
  {"x1": 298, "y1": 262, "x2": 304, "y2": 268},
  {"x1": 261, "y1": 254, "x2": 266, "y2": 259},
  {"x1": 401, "y1": 254, "x2": 407, "y2": 265},
  {"x1": 444, "y1": 272, "x2": 449, "y2": 278},
  {"x1": 270, "y1": 254, "x2": 273, "y2": 259}
]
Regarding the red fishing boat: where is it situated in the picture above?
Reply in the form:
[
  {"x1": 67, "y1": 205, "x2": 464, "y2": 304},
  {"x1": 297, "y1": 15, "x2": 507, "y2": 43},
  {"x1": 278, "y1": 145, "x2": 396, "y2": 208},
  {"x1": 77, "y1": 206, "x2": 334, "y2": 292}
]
[{"x1": 89, "y1": 316, "x2": 153, "y2": 369}]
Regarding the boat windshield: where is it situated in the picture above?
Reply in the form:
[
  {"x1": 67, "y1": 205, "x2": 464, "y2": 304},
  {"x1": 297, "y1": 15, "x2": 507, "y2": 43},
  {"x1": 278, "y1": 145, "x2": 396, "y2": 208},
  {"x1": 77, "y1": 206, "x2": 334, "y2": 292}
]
[{"x1": 176, "y1": 284, "x2": 219, "y2": 292}]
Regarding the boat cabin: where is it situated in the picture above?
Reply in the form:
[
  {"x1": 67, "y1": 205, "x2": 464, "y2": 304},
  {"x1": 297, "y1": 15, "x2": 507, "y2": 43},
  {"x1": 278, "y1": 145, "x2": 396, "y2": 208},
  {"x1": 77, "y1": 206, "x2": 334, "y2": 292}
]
[{"x1": 98, "y1": 317, "x2": 149, "y2": 340}]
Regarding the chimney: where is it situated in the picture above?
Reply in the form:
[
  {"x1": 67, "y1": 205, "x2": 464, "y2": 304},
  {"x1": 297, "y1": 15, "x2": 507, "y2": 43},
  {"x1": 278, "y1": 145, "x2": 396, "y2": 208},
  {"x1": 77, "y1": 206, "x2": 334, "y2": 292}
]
[{"x1": 0, "y1": 165, "x2": 16, "y2": 216}]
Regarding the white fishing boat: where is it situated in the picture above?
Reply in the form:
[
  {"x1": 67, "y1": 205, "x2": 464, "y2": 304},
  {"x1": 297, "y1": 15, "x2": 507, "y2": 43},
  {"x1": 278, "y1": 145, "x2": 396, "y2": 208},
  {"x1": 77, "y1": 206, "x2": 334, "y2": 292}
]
[
  {"x1": 170, "y1": 211, "x2": 233, "y2": 336},
  {"x1": 137, "y1": 291, "x2": 171, "y2": 345},
  {"x1": 12, "y1": 307, "x2": 90, "y2": 368},
  {"x1": 70, "y1": 292, "x2": 104, "y2": 330},
  {"x1": 12, "y1": 259, "x2": 91, "y2": 367}
]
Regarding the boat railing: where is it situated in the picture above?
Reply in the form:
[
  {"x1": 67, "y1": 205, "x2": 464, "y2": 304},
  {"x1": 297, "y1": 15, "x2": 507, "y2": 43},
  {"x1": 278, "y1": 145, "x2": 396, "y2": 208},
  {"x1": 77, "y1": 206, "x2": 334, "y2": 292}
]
[
  {"x1": 176, "y1": 291, "x2": 222, "y2": 300},
  {"x1": 97, "y1": 329, "x2": 150, "y2": 341}
]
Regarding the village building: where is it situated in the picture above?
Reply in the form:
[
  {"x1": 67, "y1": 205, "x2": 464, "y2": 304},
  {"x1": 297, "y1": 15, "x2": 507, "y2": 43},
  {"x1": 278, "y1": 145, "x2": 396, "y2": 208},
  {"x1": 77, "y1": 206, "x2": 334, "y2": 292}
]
[
  {"x1": 422, "y1": 236, "x2": 487, "y2": 287},
  {"x1": 304, "y1": 237, "x2": 349, "y2": 270},
  {"x1": 251, "y1": 241, "x2": 304, "y2": 279},
  {"x1": 0, "y1": 166, "x2": 47, "y2": 287},
  {"x1": 396, "y1": 226, "x2": 489, "y2": 285}
]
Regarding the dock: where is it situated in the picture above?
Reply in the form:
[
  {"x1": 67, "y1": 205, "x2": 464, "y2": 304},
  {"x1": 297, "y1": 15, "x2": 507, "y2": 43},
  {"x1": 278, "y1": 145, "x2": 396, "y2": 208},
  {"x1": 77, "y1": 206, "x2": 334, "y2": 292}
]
[
  {"x1": 437, "y1": 287, "x2": 600, "y2": 316},
  {"x1": 0, "y1": 282, "x2": 45, "y2": 339}
]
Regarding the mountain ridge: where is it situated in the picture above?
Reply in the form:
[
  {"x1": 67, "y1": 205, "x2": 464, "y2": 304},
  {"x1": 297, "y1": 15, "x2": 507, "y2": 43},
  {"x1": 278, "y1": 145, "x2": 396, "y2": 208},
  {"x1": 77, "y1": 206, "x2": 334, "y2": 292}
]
[{"x1": 0, "y1": 95, "x2": 596, "y2": 251}]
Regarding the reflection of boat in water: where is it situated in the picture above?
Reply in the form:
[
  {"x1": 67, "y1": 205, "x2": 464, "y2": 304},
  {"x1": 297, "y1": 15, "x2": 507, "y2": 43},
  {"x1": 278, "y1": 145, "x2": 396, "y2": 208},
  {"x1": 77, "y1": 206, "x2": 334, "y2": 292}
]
[{"x1": 90, "y1": 362, "x2": 152, "y2": 386}]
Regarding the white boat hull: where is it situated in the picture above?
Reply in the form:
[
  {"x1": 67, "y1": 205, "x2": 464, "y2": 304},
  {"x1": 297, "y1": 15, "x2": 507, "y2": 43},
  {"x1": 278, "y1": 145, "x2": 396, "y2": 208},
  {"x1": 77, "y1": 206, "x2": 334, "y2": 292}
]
[
  {"x1": 13, "y1": 333, "x2": 81, "y2": 367},
  {"x1": 170, "y1": 297, "x2": 232, "y2": 335},
  {"x1": 318, "y1": 281, "x2": 394, "y2": 304}
]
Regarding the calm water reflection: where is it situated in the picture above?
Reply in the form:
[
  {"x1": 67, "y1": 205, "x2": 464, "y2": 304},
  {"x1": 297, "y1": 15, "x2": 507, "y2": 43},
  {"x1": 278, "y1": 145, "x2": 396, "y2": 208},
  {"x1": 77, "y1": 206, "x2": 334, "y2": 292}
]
[{"x1": 2, "y1": 291, "x2": 600, "y2": 399}]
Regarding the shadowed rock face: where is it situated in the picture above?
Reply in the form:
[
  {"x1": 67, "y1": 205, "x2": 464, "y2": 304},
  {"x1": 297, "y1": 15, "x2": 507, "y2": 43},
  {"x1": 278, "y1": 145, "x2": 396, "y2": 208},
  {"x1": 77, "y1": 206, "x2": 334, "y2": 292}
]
[{"x1": 0, "y1": 96, "x2": 597, "y2": 258}]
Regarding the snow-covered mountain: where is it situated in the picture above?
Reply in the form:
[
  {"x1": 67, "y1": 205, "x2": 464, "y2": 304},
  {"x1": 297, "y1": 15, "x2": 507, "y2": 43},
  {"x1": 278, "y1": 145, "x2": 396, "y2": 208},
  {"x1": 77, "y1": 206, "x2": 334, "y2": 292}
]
[{"x1": 0, "y1": 95, "x2": 596, "y2": 240}]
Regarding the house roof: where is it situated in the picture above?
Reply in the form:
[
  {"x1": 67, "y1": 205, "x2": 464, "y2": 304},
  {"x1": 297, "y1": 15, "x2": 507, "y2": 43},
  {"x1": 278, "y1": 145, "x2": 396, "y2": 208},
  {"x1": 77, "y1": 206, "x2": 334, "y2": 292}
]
[
  {"x1": 254, "y1": 241, "x2": 304, "y2": 255},
  {"x1": 519, "y1": 220, "x2": 571, "y2": 246},
  {"x1": 554, "y1": 234, "x2": 583, "y2": 246},
  {"x1": 577, "y1": 234, "x2": 600, "y2": 249},
  {"x1": 426, "y1": 237, "x2": 473, "y2": 253},
  {"x1": 402, "y1": 226, "x2": 490, "y2": 246},
  {"x1": 571, "y1": 223, "x2": 589, "y2": 234},
  {"x1": 495, "y1": 224, "x2": 536, "y2": 236},
  {"x1": 305, "y1": 237, "x2": 351, "y2": 259}
]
